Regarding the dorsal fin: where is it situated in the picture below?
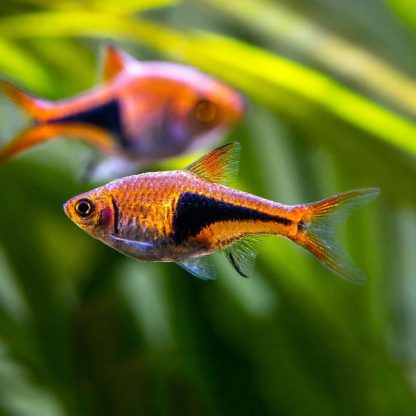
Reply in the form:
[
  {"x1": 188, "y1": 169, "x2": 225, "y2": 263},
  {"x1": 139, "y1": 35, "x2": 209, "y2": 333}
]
[
  {"x1": 101, "y1": 44, "x2": 135, "y2": 82},
  {"x1": 185, "y1": 142, "x2": 240, "y2": 186}
]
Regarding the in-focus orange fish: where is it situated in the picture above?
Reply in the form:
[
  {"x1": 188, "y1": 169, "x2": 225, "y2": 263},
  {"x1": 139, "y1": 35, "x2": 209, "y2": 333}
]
[
  {"x1": 64, "y1": 143, "x2": 380, "y2": 283},
  {"x1": 0, "y1": 45, "x2": 244, "y2": 180}
]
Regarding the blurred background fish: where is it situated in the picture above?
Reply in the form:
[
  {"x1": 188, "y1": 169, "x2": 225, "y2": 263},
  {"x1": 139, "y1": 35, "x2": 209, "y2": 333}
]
[{"x1": 0, "y1": 45, "x2": 245, "y2": 181}]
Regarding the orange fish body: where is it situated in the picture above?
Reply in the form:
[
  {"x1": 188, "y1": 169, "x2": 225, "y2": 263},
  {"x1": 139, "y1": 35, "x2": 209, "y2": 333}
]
[
  {"x1": 0, "y1": 46, "x2": 245, "y2": 179},
  {"x1": 64, "y1": 143, "x2": 380, "y2": 283}
]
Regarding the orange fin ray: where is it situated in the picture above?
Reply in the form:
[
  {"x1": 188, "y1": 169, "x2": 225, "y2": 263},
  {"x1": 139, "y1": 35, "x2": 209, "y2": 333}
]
[
  {"x1": 296, "y1": 188, "x2": 380, "y2": 284},
  {"x1": 0, "y1": 80, "x2": 52, "y2": 120},
  {"x1": 185, "y1": 142, "x2": 240, "y2": 186},
  {"x1": 0, "y1": 123, "x2": 117, "y2": 162}
]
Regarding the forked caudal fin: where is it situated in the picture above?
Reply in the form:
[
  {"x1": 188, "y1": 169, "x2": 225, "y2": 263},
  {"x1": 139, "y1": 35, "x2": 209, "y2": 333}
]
[
  {"x1": 0, "y1": 123, "x2": 116, "y2": 162},
  {"x1": 0, "y1": 80, "x2": 56, "y2": 161},
  {"x1": 0, "y1": 79, "x2": 52, "y2": 119},
  {"x1": 295, "y1": 188, "x2": 380, "y2": 284}
]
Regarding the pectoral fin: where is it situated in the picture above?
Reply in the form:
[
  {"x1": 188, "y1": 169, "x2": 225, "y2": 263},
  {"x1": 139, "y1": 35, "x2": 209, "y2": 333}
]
[
  {"x1": 177, "y1": 256, "x2": 217, "y2": 280},
  {"x1": 82, "y1": 155, "x2": 140, "y2": 183},
  {"x1": 109, "y1": 235, "x2": 154, "y2": 258}
]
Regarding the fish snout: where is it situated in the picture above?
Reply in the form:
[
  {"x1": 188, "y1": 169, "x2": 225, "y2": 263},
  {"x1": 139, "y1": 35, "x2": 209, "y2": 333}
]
[{"x1": 63, "y1": 200, "x2": 72, "y2": 219}]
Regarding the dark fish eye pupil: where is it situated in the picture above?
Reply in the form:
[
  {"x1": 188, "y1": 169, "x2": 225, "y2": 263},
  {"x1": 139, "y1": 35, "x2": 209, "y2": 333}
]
[
  {"x1": 78, "y1": 202, "x2": 89, "y2": 213},
  {"x1": 195, "y1": 99, "x2": 217, "y2": 123},
  {"x1": 75, "y1": 199, "x2": 95, "y2": 218}
]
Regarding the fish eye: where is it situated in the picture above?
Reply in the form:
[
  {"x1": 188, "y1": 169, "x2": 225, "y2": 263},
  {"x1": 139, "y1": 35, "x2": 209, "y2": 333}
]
[
  {"x1": 194, "y1": 99, "x2": 218, "y2": 123},
  {"x1": 75, "y1": 198, "x2": 95, "y2": 219}
]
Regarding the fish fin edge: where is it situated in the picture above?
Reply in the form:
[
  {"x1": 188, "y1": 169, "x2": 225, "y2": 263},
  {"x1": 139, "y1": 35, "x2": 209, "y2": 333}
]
[
  {"x1": 225, "y1": 236, "x2": 265, "y2": 278},
  {"x1": 185, "y1": 142, "x2": 240, "y2": 186},
  {"x1": 0, "y1": 79, "x2": 51, "y2": 119},
  {"x1": 101, "y1": 44, "x2": 136, "y2": 82},
  {"x1": 296, "y1": 188, "x2": 380, "y2": 284},
  {"x1": 177, "y1": 255, "x2": 217, "y2": 280}
]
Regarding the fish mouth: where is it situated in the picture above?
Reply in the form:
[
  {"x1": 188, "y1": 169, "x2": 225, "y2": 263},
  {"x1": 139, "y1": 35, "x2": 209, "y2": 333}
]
[{"x1": 63, "y1": 200, "x2": 71, "y2": 218}]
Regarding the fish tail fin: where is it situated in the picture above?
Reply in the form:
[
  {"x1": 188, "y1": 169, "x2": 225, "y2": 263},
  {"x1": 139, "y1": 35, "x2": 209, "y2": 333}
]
[
  {"x1": 0, "y1": 123, "x2": 117, "y2": 162},
  {"x1": 0, "y1": 80, "x2": 55, "y2": 161},
  {"x1": 0, "y1": 81, "x2": 118, "y2": 162},
  {"x1": 0, "y1": 79, "x2": 52, "y2": 120},
  {"x1": 294, "y1": 188, "x2": 380, "y2": 284},
  {"x1": 0, "y1": 125, "x2": 57, "y2": 161}
]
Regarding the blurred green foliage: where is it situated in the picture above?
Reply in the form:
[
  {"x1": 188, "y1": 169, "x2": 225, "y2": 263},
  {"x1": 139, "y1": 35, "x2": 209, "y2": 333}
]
[{"x1": 0, "y1": 0, "x2": 415, "y2": 415}]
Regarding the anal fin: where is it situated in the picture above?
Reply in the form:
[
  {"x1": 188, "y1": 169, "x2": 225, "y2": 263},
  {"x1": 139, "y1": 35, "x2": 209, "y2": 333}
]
[{"x1": 225, "y1": 236, "x2": 265, "y2": 278}]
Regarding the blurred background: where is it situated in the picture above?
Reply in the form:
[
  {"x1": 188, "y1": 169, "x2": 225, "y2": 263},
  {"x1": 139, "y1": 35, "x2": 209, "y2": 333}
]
[{"x1": 0, "y1": 0, "x2": 416, "y2": 415}]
